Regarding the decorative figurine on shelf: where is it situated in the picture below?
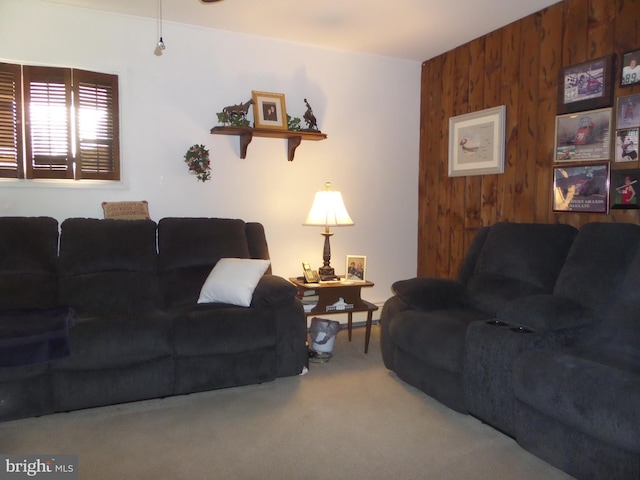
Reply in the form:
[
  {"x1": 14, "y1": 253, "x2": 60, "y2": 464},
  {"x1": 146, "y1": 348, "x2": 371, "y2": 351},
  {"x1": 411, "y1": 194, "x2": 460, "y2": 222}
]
[
  {"x1": 303, "y1": 98, "x2": 320, "y2": 132},
  {"x1": 217, "y1": 99, "x2": 254, "y2": 127},
  {"x1": 184, "y1": 144, "x2": 211, "y2": 182}
]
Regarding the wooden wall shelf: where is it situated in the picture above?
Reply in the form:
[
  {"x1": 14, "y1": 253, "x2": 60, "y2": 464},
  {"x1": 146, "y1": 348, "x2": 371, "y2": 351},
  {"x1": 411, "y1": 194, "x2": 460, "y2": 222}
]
[{"x1": 210, "y1": 126, "x2": 327, "y2": 161}]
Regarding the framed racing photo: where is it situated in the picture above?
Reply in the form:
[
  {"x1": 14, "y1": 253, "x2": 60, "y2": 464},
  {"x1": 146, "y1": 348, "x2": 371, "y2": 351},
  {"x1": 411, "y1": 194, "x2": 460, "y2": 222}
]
[
  {"x1": 552, "y1": 162, "x2": 610, "y2": 213},
  {"x1": 554, "y1": 108, "x2": 612, "y2": 162},
  {"x1": 558, "y1": 55, "x2": 615, "y2": 114}
]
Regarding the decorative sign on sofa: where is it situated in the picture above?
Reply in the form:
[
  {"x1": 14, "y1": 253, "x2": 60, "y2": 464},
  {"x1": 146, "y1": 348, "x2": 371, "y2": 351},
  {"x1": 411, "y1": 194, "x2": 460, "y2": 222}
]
[{"x1": 448, "y1": 105, "x2": 506, "y2": 177}]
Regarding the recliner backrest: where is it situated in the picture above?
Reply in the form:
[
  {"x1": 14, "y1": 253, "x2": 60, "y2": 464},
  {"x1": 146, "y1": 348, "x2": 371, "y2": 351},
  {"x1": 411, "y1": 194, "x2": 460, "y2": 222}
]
[
  {"x1": 59, "y1": 218, "x2": 160, "y2": 315},
  {"x1": 464, "y1": 222, "x2": 578, "y2": 314},
  {"x1": 554, "y1": 222, "x2": 640, "y2": 317},
  {"x1": 0, "y1": 216, "x2": 59, "y2": 310},
  {"x1": 157, "y1": 218, "x2": 269, "y2": 309}
]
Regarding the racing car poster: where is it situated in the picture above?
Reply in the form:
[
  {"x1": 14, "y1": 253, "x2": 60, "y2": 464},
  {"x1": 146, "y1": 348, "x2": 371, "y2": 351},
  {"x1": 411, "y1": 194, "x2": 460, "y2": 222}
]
[
  {"x1": 558, "y1": 55, "x2": 614, "y2": 114},
  {"x1": 554, "y1": 108, "x2": 612, "y2": 162},
  {"x1": 552, "y1": 163, "x2": 610, "y2": 213}
]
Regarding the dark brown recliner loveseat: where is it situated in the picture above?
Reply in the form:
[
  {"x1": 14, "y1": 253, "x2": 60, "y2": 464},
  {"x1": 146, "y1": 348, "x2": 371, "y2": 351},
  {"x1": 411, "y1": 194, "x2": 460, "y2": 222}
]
[
  {"x1": 0, "y1": 216, "x2": 307, "y2": 422},
  {"x1": 381, "y1": 221, "x2": 640, "y2": 480}
]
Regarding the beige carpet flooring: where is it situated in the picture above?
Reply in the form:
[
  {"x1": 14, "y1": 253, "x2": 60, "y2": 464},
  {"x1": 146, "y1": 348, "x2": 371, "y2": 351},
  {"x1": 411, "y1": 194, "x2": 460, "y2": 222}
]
[{"x1": 0, "y1": 325, "x2": 575, "y2": 479}]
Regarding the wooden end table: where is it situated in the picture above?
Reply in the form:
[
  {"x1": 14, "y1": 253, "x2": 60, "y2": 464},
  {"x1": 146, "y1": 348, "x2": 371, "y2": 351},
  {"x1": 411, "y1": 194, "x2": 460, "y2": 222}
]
[{"x1": 289, "y1": 277, "x2": 379, "y2": 353}]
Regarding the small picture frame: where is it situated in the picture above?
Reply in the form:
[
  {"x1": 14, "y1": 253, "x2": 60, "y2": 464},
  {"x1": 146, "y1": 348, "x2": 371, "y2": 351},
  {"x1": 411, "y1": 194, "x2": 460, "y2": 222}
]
[
  {"x1": 554, "y1": 108, "x2": 612, "y2": 162},
  {"x1": 616, "y1": 93, "x2": 640, "y2": 129},
  {"x1": 345, "y1": 255, "x2": 366, "y2": 281},
  {"x1": 448, "y1": 105, "x2": 506, "y2": 177},
  {"x1": 615, "y1": 129, "x2": 639, "y2": 162},
  {"x1": 552, "y1": 162, "x2": 610, "y2": 213},
  {"x1": 251, "y1": 91, "x2": 287, "y2": 130},
  {"x1": 620, "y1": 49, "x2": 640, "y2": 87},
  {"x1": 558, "y1": 55, "x2": 614, "y2": 114},
  {"x1": 611, "y1": 168, "x2": 640, "y2": 209}
]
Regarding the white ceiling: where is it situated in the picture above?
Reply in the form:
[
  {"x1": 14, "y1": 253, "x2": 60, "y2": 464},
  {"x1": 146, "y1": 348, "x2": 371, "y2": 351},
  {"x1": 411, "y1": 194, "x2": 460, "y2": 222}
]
[{"x1": 42, "y1": 0, "x2": 561, "y2": 62}]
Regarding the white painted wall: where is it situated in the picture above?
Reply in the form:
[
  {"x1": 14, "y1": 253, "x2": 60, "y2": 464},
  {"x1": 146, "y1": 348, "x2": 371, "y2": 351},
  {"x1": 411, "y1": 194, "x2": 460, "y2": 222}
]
[{"x1": 0, "y1": 0, "x2": 420, "y2": 306}]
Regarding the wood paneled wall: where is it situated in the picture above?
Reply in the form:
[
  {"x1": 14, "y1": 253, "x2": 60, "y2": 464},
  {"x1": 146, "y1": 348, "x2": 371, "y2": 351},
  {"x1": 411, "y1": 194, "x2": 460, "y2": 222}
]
[{"x1": 418, "y1": 0, "x2": 640, "y2": 278}]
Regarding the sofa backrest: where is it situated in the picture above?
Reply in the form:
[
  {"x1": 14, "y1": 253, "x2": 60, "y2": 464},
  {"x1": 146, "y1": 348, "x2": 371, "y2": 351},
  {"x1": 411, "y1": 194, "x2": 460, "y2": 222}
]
[
  {"x1": 464, "y1": 222, "x2": 578, "y2": 314},
  {"x1": 0, "y1": 216, "x2": 59, "y2": 310},
  {"x1": 553, "y1": 222, "x2": 640, "y2": 318},
  {"x1": 157, "y1": 218, "x2": 270, "y2": 309},
  {"x1": 59, "y1": 218, "x2": 160, "y2": 315}
]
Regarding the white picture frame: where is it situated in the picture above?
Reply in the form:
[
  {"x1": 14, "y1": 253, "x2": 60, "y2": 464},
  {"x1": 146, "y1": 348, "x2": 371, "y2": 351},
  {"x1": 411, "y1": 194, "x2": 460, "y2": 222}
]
[
  {"x1": 448, "y1": 105, "x2": 506, "y2": 177},
  {"x1": 345, "y1": 255, "x2": 366, "y2": 281}
]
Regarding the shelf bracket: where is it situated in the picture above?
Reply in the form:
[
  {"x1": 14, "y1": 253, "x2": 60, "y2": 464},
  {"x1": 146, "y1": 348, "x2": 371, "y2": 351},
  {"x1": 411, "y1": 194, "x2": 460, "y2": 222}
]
[
  {"x1": 287, "y1": 136, "x2": 302, "y2": 162},
  {"x1": 239, "y1": 131, "x2": 253, "y2": 159}
]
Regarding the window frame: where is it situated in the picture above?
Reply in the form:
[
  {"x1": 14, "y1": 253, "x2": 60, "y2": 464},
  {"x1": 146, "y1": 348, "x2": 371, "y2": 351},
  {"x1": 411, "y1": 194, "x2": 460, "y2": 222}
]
[{"x1": 0, "y1": 61, "x2": 120, "y2": 182}]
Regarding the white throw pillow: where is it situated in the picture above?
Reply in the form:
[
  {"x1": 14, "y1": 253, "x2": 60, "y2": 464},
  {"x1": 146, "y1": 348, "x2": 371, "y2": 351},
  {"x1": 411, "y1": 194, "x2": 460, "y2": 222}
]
[{"x1": 197, "y1": 258, "x2": 271, "y2": 307}]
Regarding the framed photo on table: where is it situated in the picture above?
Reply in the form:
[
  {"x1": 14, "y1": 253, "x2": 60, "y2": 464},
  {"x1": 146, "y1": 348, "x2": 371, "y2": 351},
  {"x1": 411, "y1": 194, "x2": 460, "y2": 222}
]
[
  {"x1": 554, "y1": 108, "x2": 612, "y2": 162},
  {"x1": 558, "y1": 55, "x2": 614, "y2": 114},
  {"x1": 251, "y1": 91, "x2": 287, "y2": 130},
  {"x1": 552, "y1": 162, "x2": 610, "y2": 213},
  {"x1": 345, "y1": 255, "x2": 366, "y2": 281},
  {"x1": 448, "y1": 105, "x2": 506, "y2": 177}
]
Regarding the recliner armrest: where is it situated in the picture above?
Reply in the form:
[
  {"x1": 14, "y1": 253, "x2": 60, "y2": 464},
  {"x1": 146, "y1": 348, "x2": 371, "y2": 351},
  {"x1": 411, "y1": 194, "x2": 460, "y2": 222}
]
[
  {"x1": 497, "y1": 294, "x2": 596, "y2": 331},
  {"x1": 251, "y1": 275, "x2": 299, "y2": 308},
  {"x1": 392, "y1": 277, "x2": 464, "y2": 311}
]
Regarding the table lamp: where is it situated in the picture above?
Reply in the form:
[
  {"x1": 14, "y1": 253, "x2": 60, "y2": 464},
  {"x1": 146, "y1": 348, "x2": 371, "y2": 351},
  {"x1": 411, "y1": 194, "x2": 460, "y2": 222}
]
[{"x1": 304, "y1": 182, "x2": 354, "y2": 280}]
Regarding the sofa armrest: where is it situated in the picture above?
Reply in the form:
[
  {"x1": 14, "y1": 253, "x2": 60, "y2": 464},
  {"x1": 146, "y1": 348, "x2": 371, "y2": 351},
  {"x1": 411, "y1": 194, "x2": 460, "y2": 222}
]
[
  {"x1": 497, "y1": 294, "x2": 596, "y2": 331},
  {"x1": 392, "y1": 277, "x2": 465, "y2": 311},
  {"x1": 251, "y1": 275, "x2": 298, "y2": 308}
]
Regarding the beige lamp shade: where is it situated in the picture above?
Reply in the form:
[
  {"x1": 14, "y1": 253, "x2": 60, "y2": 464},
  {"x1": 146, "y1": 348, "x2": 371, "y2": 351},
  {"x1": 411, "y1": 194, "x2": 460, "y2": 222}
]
[{"x1": 304, "y1": 183, "x2": 354, "y2": 227}]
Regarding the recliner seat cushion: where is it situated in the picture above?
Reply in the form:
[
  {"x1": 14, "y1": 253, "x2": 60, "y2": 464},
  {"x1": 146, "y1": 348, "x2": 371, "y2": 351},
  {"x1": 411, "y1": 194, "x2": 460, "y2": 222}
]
[
  {"x1": 173, "y1": 307, "x2": 276, "y2": 356},
  {"x1": 513, "y1": 347, "x2": 640, "y2": 453},
  {"x1": 52, "y1": 312, "x2": 173, "y2": 370},
  {"x1": 389, "y1": 308, "x2": 490, "y2": 372}
]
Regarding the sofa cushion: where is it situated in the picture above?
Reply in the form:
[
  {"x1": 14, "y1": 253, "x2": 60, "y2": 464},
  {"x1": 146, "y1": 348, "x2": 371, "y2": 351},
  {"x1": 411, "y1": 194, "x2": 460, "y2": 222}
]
[
  {"x1": 250, "y1": 275, "x2": 299, "y2": 308},
  {"x1": 497, "y1": 294, "x2": 595, "y2": 331},
  {"x1": 473, "y1": 222, "x2": 578, "y2": 291},
  {"x1": 392, "y1": 277, "x2": 464, "y2": 311},
  {"x1": 513, "y1": 348, "x2": 640, "y2": 453},
  {"x1": 198, "y1": 258, "x2": 270, "y2": 307},
  {"x1": 51, "y1": 311, "x2": 173, "y2": 370},
  {"x1": 0, "y1": 306, "x2": 74, "y2": 367},
  {"x1": 465, "y1": 274, "x2": 547, "y2": 315},
  {"x1": 158, "y1": 218, "x2": 254, "y2": 308},
  {"x1": 389, "y1": 308, "x2": 490, "y2": 373},
  {"x1": 0, "y1": 217, "x2": 59, "y2": 310},
  {"x1": 173, "y1": 308, "x2": 276, "y2": 356},
  {"x1": 553, "y1": 222, "x2": 640, "y2": 317},
  {"x1": 59, "y1": 219, "x2": 160, "y2": 315}
]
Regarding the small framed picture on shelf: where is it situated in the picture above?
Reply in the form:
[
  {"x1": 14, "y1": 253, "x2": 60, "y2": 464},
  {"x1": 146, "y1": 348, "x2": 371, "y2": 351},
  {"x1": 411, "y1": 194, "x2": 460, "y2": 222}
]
[
  {"x1": 251, "y1": 91, "x2": 287, "y2": 130},
  {"x1": 615, "y1": 129, "x2": 639, "y2": 162},
  {"x1": 558, "y1": 55, "x2": 614, "y2": 114},
  {"x1": 616, "y1": 93, "x2": 640, "y2": 130},
  {"x1": 552, "y1": 162, "x2": 610, "y2": 213},
  {"x1": 345, "y1": 255, "x2": 366, "y2": 281},
  {"x1": 620, "y1": 49, "x2": 640, "y2": 87},
  {"x1": 611, "y1": 168, "x2": 640, "y2": 209},
  {"x1": 554, "y1": 108, "x2": 612, "y2": 162}
]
